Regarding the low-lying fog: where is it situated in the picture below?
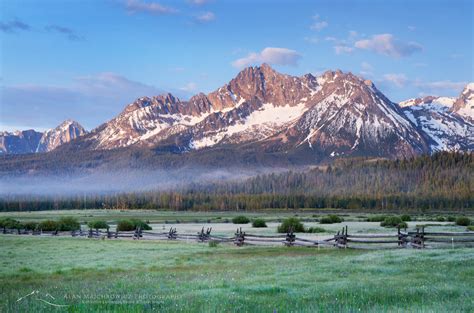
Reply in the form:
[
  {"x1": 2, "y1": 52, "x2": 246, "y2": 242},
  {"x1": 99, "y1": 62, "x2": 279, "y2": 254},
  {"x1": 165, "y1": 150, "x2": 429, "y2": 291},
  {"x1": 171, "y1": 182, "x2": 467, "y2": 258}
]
[{"x1": 0, "y1": 167, "x2": 287, "y2": 196}]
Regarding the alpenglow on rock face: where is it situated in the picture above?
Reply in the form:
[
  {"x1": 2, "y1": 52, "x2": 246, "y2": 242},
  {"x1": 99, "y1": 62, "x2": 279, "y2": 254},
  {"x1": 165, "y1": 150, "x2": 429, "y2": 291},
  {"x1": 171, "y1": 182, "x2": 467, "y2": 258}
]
[
  {"x1": 4, "y1": 65, "x2": 473, "y2": 159},
  {"x1": 400, "y1": 89, "x2": 474, "y2": 152},
  {"x1": 77, "y1": 64, "x2": 438, "y2": 158},
  {"x1": 0, "y1": 120, "x2": 87, "y2": 154}
]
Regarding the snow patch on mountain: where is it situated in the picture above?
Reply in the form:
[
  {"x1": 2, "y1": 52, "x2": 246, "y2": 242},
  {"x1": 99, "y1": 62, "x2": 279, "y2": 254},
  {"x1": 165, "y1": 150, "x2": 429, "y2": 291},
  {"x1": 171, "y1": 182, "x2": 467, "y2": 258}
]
[{"x1": 190, "y1": 102, "x2": 308, "y2": 149}]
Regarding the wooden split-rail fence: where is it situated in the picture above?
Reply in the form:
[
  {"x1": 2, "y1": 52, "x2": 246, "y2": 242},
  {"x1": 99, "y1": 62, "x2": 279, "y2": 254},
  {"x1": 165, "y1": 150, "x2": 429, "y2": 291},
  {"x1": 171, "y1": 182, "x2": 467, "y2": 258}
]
[{"x1": 2, "y1": 225, "x2": 474, "y2": 249}]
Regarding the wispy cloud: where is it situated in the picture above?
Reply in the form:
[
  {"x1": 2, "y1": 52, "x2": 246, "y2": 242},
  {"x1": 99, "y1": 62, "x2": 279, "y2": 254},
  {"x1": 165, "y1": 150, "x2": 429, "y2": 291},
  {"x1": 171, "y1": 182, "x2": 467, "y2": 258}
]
[
  {"x1": 232, "y1": 47, "x2": 302, "y2": 68},
  {"x1": 382, "y1": 73, "x2": 408, "y2": 88},
  {"x1": 188, "y1": 0, "x2": 211, "y2": 5},
  {"x1": 304, "y1": 36, "x2": 319, "y2": 44},
  {"x1": 1, "y1": 73, "x2": 194, "y2": 130},
  {"x1": 124, "y1": 0, "x2": 178, "y2": 15},
  {"x1": 334, "y1": 45, "x2": 353, "y2": 55},
  {"x1": 195, "y1": 11, "x2": 215, "y2": 23},
  {"x1": 180, "y1": 82, "x2": 198, "y2": 92},
  {"x1": 0, "y1": 19, "x2": 31, "y2": 33},
  {"x1": 414, "y1": 80, "x2": 468, "y2": 93},
  {"x1": 45, "y1": 25, "x2": 84, "y2": 41},
  {"x1": 310, "y1": 14, "x2": 328, "y2": 31},
  {"x1": 354, "y1": 34, "x2": 423, "y2": 58}
]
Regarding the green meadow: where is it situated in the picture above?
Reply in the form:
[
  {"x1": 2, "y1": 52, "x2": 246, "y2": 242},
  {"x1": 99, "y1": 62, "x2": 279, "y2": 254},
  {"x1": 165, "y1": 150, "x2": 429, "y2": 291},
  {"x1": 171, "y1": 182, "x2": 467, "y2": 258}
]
[{"x1": 1, "y1": 235, "x2": 473, "y2": 312}]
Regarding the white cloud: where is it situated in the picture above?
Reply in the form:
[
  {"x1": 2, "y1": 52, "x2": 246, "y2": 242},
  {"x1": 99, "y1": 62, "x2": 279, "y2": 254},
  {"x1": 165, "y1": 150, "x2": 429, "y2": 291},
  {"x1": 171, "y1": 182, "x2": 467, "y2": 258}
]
[
  {"x1": 188, "y1": 0, "x2": 210, "y2": 5},
  {"x1": 348, "y1": 30, "x2": 358, "y2": 39},
  {"x1": 414, "y1": 80, "x2": 468, "y2": 93},
  {"x1": 334, "y1": 45, "x2": 353, "y2": 55},
  {"x1": 310, "y1": 14, "x2": 328, "y2": 31},
  {"x1": 1, "y1": 73, "x2": 192, "y2": 130},
  {"x1": 361, "y1": 62, "x2": 373, "y2": 72},
  {"x1": 195, "y1": 11, "x2": 215, "y2": 23},
  {"x1": 311, "y1": 21, "x2": 328, "y2": 31},
  {"x1": 180, "y1": 82, "x2": 198, "y2": 92},
  {"x1": 232, "y1": 47, "x2": 302, "y2": 68},
  {"x1": 304, "y1": 36, "x2": 319, "y2": 44},
  {"x1": 382, "y1": 73, "x2": 408, "y2": 88},
  {"x1": 125, "y1": 0, "x2": 177, "y2": 15},
  {"x1": 354, "y1": 34, "x2": 423, "y2": 58}
]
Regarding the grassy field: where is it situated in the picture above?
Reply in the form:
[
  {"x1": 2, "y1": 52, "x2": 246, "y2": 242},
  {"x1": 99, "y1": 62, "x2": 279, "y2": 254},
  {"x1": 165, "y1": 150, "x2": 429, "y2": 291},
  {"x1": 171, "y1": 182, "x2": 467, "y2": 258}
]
[{"x1": 1, "y1": 235, "x2": 473, "y2": 312}]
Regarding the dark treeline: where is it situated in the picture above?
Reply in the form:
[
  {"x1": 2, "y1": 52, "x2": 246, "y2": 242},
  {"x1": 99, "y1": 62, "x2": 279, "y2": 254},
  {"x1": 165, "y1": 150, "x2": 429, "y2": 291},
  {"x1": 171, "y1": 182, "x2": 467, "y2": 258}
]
[{"x1": 1, "y1": 152, "x2": 473, "y2": 212}]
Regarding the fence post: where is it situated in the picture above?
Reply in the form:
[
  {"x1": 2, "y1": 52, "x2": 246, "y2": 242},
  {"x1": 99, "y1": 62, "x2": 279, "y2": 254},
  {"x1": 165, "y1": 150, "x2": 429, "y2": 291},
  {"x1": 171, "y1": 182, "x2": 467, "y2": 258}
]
[
  {"x1": 344, "y1": 225, "x2": 348, "y2": 249},
  {"x1": 234, "y1": 227, "x2": 245, "y2": 246},
  {"x1": 421, "y1": 226, "x2": 425, "y2": 249},
  {"x1": 285, "y1": 227, "x2": 295, "y2": 247},
  {"x1": 88, "y1": 228, "x2": 93, "y2": 238}
]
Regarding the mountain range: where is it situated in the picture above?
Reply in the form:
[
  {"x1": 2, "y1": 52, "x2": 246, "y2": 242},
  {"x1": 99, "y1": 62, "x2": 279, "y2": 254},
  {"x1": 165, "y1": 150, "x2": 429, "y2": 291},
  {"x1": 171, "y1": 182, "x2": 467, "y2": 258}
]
[{"x1": 1, "y1": 64, "x2": 473, "y2": 168}]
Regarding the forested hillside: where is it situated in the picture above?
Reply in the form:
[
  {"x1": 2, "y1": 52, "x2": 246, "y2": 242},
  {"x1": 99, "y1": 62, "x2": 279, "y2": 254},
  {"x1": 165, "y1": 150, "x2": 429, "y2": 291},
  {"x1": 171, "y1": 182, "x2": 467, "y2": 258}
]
[{"x1": 1, "y1": 152, "x2": 472, "y2": 212}]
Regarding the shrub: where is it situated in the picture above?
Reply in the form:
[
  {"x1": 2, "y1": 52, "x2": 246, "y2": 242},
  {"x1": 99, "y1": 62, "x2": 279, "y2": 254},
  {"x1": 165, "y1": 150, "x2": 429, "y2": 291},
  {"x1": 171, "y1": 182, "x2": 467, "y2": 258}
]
[
  {"x1": 400, "y1": 215, "x2": 411, "y2": 222},
  {"x1": 130, "y1": 219, "x2": 152, "y2": 230},
  {"x1": 38, "y1": 220, "x2": 60, "y2": 231},
  {"x1": 208, "y1": 240, "x2": 219, "y2": 248},
  {"x1": 252, "y1": 219, "x2": 267, "y2": 228},
  {"x1": 306, "y1": 226, "x2": 326, "y2": 233},
  {"x1": 467, "y1": 226, "x2": 474, "y2": 231},
  {"x1": 58, "y1": 217, "x2": 81, "y2": 231},
  {"x1": 435, "y1": 216, "x2": 446, "y2": 222},
  {"x1": 88, "y1": 220, "x2": 109, "y2": 230},
  {"x1": 381, "y1": 216, "x2": 407, "y2": 228},
  {"x1": 319, "y1": 215, "x2": 343, "y2": 224},
  {"x1": 23, "y1": 222, "x2": 39, "y2": 230},
  {"x1": 455, "y1": 217, "x2": 471, "y2": 226},
  {"x1": 232, "y1": 216, "x2": 250, "y2": 224},
  {"x1": 277, "y1": 218, "x2": 305, "y2": 233},
  {"x1": 367, "y1": 215, "x2": 387, "y2": 222},
  {"x1": 117, "y1": 220, "x2": 135, "y2": 231},
  {"x1": 447, "y1": 216, "x2": 456, "y2": 222},
  {"x1": 116, "y1": 219, "x2": 151, "y2": 231},
  {"x1": 0, "y1": 218, "x2": 22, "y2": 229}
]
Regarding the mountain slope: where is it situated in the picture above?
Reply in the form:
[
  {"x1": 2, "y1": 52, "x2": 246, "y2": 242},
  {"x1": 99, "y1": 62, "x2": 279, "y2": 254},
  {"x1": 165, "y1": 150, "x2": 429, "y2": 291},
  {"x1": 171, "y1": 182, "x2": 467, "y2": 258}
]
[
  {"x1": 0, "y1": 120, "x2": 86, "y2": 154},
  {"x1": 400, "y1": 92, "x2": 474, "y2": 152},
  {"x1": 74, "y1": 65, "x2": 433, "y2": 159}
]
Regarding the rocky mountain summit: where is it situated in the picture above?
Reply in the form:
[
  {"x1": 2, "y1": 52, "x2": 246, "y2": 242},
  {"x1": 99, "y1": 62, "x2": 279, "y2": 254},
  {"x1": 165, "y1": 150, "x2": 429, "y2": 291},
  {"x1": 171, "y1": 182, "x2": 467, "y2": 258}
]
[
  {"x1": 2, "y1": 65, "x2": 473, "y2": 161},
  {"x1": 0, "y1": 120, "x2": 86, "y2": 154}
]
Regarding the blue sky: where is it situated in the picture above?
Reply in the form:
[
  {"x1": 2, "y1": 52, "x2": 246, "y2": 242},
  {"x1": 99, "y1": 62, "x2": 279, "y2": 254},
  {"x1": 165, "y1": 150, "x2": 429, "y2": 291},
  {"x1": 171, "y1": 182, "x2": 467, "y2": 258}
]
[{"x1": 1, "y1": 0, "x2": 472, "y2": 131}]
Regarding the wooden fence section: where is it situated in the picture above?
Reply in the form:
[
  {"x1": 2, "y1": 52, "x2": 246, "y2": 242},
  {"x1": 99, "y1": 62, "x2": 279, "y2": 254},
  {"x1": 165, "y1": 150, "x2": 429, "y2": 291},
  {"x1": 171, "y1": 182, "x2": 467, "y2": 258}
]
[{"x1": 2, "y1": 225, "x2": 474, "y2": 249}]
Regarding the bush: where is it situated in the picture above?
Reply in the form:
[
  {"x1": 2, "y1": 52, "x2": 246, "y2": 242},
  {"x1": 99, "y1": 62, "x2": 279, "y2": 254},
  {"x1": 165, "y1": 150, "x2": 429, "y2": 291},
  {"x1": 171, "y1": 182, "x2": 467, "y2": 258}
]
[
  {"x1": 467, "y1": 226, "x2": 474, "y2": 231},
  {"x1": 320, "y1": 215, "x2": 343, "y2": 224},
  {"x1": 306, "y1": 226, "x2": 326, "y2": 233},
  {"x1": 400, "y1": 214, "x2": 411, "y2": 222},
  {"x1": 435, "y1": 216, "x2": 446, "y2": 222},
  {"x1": 208, "y1": 240, "x2": 219, "y2": 248},
  {"x1": 117, "y1": 220, "x2": 134, "y2": 231},
  {"x1": 381, "y1": 216, "x2": 407, "y2": 228},
  {"x1": 23, "y1": 222, "x2": 39, "y2": 230},
  {"x1": 130, "y1": 219, "x2": 152, "y2": 230},
  {"x1": 252, "y1": 219, "x2": 267, "y2": 228},
  {"x1": 0, "y1": 218, "x2": 22, "y2": 229},
  {"x1": 58, "y1": 217, "x2": 81, "y2": 231},
  {"x1": 367, "y1": 215, "x2": 388, "y2": 222},
  {"x1": 88, "y1": 220, "x2": 109, "y2": 230},
  {"x1": 232, "y1": 216, "x2": 250, "y2": 224},
  {"x1": 455, "y1": 217, "x2": 471, "y2": 226},
  {"x1": 277, "y1": 218, "x2": 305, "y2": 233},
  {"x1": 38, "y1": 220, "x2": 60, "y2": 231},
  {"x1": 447, "y1": 216, "x2": 456, "y2": 222},
  {"x1": 116, "y1": 219, "x2": 151, "y2": 231}
]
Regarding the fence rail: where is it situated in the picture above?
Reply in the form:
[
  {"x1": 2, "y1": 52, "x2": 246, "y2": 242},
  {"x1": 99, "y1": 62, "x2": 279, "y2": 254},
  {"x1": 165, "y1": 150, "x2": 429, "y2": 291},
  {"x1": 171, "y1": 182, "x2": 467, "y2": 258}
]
[{"x1": 2, "y1": 225, "x2": 474, "y2": 249}]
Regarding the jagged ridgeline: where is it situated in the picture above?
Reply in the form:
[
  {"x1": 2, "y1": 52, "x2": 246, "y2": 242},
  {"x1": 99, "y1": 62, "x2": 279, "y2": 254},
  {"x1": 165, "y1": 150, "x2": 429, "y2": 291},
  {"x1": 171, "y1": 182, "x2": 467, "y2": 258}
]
[
  {"x1": 1, "y1": 152, "x2": 472, "y2": 212},
  {"x1": 1, "y1": 65, "x2": 473, "y2": 172}
]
